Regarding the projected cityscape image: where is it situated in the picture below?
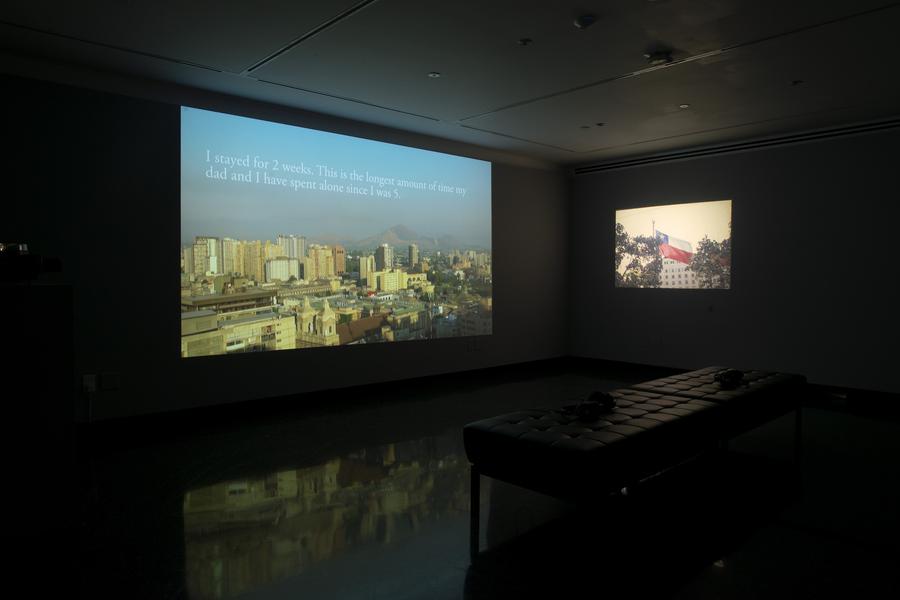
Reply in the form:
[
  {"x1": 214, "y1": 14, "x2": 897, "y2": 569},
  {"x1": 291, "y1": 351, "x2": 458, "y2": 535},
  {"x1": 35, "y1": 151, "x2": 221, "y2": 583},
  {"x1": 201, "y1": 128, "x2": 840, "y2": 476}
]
[
  {"x1": 180, "y1": 108, "x2": 492, "y2": 357},
  {"x1": 615, "y1": 200, "x2": 732, "y2": 289}
]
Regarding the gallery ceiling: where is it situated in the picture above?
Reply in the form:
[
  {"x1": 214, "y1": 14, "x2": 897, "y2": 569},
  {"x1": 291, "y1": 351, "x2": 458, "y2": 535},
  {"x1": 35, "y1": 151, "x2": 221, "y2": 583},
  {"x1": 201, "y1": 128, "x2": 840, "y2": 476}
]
[{"x1": 1, "y1": 1, "x2": 898, "y2": 166}]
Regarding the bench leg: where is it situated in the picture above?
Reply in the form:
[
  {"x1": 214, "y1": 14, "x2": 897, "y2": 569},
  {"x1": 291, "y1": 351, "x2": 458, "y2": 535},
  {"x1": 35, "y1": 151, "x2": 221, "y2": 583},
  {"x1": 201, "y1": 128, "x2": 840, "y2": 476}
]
[{"x1": 470, "y1": 465, "x2": 480, "y2": 560}]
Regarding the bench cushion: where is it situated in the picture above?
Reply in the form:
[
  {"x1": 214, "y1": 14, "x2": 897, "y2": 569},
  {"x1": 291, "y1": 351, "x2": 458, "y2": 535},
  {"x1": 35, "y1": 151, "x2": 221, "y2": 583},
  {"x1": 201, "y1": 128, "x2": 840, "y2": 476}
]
[{"x1": 463, "y1": 367, "x2": 805, "y2": 500}]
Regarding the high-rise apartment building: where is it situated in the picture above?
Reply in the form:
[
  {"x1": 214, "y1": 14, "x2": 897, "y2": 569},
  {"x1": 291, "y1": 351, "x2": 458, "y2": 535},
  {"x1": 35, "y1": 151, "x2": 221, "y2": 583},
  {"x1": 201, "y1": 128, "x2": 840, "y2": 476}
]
[
  {"x1": 377, "y1": 270, "x2": 400, "y2": 293},
  {"x1": 306, "y1": 245, "x2": 335, "y2": 280},
  {"x1": 206, "y1": 237, "x2": 223, "y2": 274},
  {"x1": 297, "y1": 235, "x2": 307, "y2": 260},
  {"x1": 277, "y1": 234, "x2": 290, "y2": 258},
  {"x1": 360, "y1": 255, "x2": 375, "y2": 286},
  {"x1": 375, "y1": 244, "x2": 393, "y2": 271},
  {"x1": 333, "y1": 245, "x2": 346, "y2": 274},
  {"x1": 265, "y1": 257, "x2": 301, "y2": 282},
  {"x1": 192, "y1": 236, "x2": 222, "y2": 275},
  {"x1": 277, "y1": 234, "x2": 306, "y2": 260},
  {"x1": 191, "y1": 240, "x2": 207, "y2": 276},
  {"x1": 408, "y1": 244, "x2": 418, "y2": 269},
  {"x1": 233, "y1": 240, "x2": 245, "y2": 276},
  {"x1": 242, "y1": 241, "x2": 264, "y2": 282},
  {"x1": 222, "y1": 238, "x2": 239, "y2": 275},
  {"x1": 182, "y1": 245, "x2": 194, "y2": 277},
  {"x1": 264, "y1": 240, "x2": 281, "y2": 259}
]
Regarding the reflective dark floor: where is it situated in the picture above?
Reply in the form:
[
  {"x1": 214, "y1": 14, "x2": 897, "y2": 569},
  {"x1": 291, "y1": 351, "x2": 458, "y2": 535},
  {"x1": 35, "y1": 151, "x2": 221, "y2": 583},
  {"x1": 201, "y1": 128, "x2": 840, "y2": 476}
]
[{"x1": 50, "y1": 362, "x2": 900, "y2": 598}]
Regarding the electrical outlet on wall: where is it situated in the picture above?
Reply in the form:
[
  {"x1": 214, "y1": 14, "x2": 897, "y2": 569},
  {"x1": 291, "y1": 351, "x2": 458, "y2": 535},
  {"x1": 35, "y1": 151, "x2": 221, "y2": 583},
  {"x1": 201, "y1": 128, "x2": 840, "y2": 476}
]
[
  {"x1": 465, "y1": 337, "x2": 485, "y2": 352},
  {"x1": 100, "y1": 371, "x2": 120, "y2": 391},
  {"x1": 82, "y1": 374, "x2": 97, "y2": 393}
]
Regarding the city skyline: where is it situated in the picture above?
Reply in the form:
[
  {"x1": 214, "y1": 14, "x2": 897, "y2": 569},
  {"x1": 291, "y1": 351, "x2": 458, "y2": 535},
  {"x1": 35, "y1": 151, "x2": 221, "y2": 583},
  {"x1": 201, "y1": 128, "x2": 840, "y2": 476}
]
[
  {"x1": 181, "y1": 230, "x2": 492, "y2": 357},
  {"x1": 180, "y1": 223, "x2": 491, "y2": 253}
]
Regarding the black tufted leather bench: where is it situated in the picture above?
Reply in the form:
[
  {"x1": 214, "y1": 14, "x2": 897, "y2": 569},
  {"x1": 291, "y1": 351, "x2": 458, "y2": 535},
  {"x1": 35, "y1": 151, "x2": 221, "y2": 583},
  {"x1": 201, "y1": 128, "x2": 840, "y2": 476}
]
[{"x1": 463, "y1": 366, "x2": 806, "y2": 558}]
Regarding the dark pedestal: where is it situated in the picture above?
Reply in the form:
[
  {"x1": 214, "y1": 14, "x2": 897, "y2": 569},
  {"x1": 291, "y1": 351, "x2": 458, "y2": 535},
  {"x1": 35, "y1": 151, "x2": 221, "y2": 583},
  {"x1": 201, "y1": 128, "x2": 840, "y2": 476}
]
[{"x1": 0, "y1": 283, "x2": 76, "y2": 567}]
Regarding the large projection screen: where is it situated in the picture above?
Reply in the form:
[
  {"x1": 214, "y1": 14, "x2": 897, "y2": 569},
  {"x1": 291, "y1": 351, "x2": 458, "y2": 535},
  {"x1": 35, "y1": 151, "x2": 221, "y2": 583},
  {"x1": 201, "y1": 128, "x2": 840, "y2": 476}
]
[
  {"x1": 180, "y1": 107, "x2": 492, "y2": 357},
  {"x1": 615, "y1": 200, "x2": 731, "y2": 289}
]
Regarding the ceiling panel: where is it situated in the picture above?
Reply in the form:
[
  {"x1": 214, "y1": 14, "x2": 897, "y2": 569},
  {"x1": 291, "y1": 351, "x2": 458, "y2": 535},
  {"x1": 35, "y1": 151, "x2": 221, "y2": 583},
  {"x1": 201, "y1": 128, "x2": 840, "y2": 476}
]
[
  {"x1": 0, "y1": 1, "x2": 897, "y2": 164},
  {"x1": 460, "y1": 5, "x2": 900, "y2": 159},
  {"x1": 564, "y1": 105, "x2": 900, "y2": 166},
  {"x1": 251, "y1": 0, "x2": 891, "y2": 121},
  {"x1": 0, "y1": 0, "x2": 361, "y2": 73},
  {"x1": 0, "y1": 24, "x2": 566, "y2": 171}
]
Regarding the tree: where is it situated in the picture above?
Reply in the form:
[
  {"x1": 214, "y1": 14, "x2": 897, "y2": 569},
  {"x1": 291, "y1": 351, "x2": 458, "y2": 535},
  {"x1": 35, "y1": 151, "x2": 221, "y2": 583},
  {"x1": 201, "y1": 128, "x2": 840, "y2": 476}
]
[
  {"x1": 615, "y1": 223, "x2": 628, "y2": 270},
  {"x1": 615, "y1": 223, "x2": 662, "y2": 287},
  {"x1": 690, "y1": 233, "x2": 731, "y2": 289}
]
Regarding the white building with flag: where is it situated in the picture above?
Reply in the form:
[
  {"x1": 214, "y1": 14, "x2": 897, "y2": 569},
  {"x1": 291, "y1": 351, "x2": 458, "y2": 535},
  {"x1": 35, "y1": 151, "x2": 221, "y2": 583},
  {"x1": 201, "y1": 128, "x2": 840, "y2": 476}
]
[
  {"x1": 660, "y1": 258, "x2": 700, "y2": 288},
  {"x1": 655, "y1": 231, "x2": 699, "y2": 288}
]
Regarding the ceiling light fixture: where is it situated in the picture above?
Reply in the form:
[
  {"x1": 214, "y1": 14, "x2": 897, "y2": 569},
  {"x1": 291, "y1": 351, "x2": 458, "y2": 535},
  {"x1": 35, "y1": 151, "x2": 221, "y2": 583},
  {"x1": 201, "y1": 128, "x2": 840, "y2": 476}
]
[
  {"x1": 644, "y1": 50, "x2": 673, "y2": 66},
  {"x1": 573, "y1": 14, "x2": 597, "y2": 29},
  {"x1": 518, "y1": 38, "x2": 533, "y2": 46},
  {"x1": 427, "y1": 72, "x2": 441, "y2": 78},
  {"x1": 679, "y1": 103, "x2": 691, "y2": 109}
]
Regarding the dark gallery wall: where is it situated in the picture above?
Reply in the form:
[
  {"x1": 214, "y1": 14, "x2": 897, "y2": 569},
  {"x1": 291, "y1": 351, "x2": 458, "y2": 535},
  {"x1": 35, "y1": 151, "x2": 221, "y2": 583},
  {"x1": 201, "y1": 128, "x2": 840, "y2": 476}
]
[
  {"x1": 569, "y1": 127, "x2": 900, "y2": 393},
  {"x1": 2, "y1": 74, "x2": 568, "y2": 420}
]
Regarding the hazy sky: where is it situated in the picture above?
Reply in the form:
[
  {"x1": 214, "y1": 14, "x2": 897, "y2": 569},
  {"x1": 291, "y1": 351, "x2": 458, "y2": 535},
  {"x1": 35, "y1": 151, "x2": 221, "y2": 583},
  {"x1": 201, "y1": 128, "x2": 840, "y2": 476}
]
[
  {"x1": 616, "y1": 200, "x2": 732, "y2": 248},
  {"x1": 181, "y1": 107, "x2": 491, "y2": 247}
]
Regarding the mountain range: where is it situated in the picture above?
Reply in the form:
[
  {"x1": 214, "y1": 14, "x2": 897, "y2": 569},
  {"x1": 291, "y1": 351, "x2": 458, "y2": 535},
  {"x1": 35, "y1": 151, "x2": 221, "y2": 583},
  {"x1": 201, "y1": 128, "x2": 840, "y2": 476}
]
[{"x1": 313, "y1": 225, "x2": 487, "y2": 252}]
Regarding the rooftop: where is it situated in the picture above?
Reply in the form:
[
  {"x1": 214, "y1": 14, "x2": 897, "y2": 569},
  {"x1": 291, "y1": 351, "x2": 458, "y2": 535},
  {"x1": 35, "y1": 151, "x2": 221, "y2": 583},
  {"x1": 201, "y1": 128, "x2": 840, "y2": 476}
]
[
  {"x1": 337, "y1": 315, "x2": 388, "y2": 345},
  {"x1": 180, "y1": 310, "x2": 217, "y2": 320},
  {"x1": 219, "y1": 310, "x2": 292, "y2": 328},
  {"x1": 182, "y1": 289, "x2": 276, "y2": 306}
]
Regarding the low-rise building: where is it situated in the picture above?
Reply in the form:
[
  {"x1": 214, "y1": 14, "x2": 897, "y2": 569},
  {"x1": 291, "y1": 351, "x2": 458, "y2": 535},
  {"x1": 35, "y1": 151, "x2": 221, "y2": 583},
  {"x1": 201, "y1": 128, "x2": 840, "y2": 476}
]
[
  {"x1": 181, "y1": 289, "x2": 276, "y2": 313},
  {"x1": 219, "y1": 310, "x2": 297, "y2": 353},
  {"x1": 181, "y1": 310, "x2": 225, "y2": 357}
]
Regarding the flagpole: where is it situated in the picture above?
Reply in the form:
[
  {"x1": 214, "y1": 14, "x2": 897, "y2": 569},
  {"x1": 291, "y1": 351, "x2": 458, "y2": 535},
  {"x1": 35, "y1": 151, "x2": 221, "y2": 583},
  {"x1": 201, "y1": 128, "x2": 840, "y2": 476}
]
[{"x1": 652, "y1": 219, "x2": 659, "y2": 288}]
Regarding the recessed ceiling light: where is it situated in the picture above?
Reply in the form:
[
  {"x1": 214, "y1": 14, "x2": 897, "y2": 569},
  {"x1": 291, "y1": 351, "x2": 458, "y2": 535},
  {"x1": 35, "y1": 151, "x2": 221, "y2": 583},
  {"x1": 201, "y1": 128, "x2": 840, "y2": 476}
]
[
  {"x1": 644, "y1": 50, "x2": 672, "y2": 66},
  {"x1": 573, "y1": 14, "x2": 597, "y2": 29},
  {"x1": 579, "y1": 125, "x2": 591, "y2": 129},
  {"x1": 427, "y1": 72, "x2": 441, "y2": 78},
  {"x1": 595, "y1": 122, "x2": 606, "y2": 127},
  {"x1": 679, "y1": 103, "x2": 691, "y2": 109}
]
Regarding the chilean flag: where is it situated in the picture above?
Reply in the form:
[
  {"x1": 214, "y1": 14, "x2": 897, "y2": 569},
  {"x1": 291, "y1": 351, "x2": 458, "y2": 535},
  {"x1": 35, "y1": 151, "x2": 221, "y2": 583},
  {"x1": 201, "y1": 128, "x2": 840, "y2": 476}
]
[{"x1": 656, "y1": 231, "x2": 693, "y2": 265}]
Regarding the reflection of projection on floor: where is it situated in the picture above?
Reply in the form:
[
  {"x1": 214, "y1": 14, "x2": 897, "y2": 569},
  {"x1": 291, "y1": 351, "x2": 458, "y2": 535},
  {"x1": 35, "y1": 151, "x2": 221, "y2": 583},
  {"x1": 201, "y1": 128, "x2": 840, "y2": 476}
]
[{"x1": 182, "y1": 432, "x2": 469, "y2": 599}]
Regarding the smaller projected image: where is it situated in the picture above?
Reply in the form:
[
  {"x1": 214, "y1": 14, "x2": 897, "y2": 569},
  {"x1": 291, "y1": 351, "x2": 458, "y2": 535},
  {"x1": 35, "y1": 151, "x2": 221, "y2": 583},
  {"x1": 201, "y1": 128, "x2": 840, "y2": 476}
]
[{"x1": 615, "y1": 200, "x2": 731, "y2": 289}]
